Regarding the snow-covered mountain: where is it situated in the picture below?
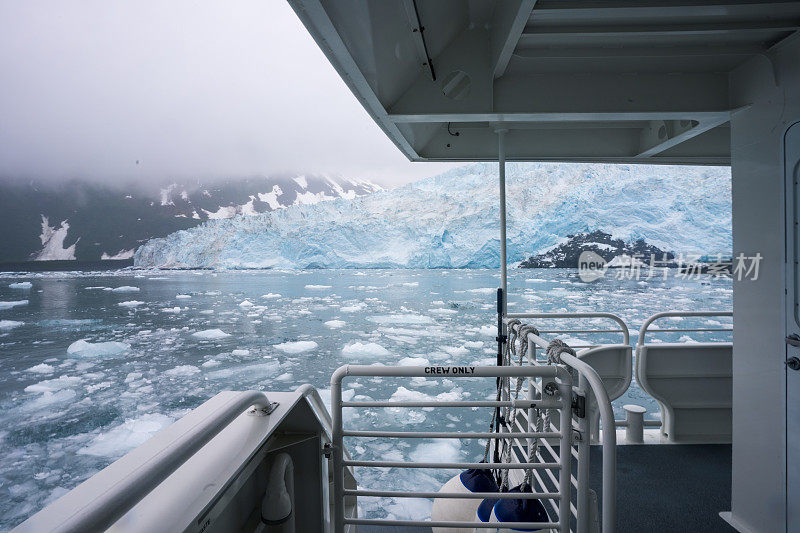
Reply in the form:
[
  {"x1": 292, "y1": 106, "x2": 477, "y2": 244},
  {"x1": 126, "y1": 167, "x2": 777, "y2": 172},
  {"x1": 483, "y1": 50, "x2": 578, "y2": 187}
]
[
  {"x1": 0, "y1": 175, "x2": 380, "y2": 262},
  {"x1": 134, "y1": 162, "x2": 731, "y2": 269}
]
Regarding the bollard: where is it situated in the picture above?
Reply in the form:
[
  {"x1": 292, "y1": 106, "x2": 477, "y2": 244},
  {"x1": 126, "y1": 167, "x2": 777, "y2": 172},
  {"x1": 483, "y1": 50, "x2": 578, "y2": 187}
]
[{"x1": 623, "y1": 404, "x2": 646, "y2": 443}]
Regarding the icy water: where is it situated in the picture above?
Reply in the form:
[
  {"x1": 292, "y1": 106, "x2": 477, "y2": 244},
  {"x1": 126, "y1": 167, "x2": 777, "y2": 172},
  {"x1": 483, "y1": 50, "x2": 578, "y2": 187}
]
[{"x1": 0, "y1": 268, "x2": 731, "y2": 529}]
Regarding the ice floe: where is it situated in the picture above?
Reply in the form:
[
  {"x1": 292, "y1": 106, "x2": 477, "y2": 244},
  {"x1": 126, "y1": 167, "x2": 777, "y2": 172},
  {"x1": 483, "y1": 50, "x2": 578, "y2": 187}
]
[
  {"x1": 118, "y1": 300, "x2": 144, "y2": 307},
  {"x1": 0, "y1": 320, "x2": 24, "y2": 329},
  {"x1": 164, "y1": 365, "x2": 201, "y2": 377},
  {"x1": 67, "y1": 339, "x2": 130, "y2": 358},
  {"x1": 324, "y1": 320, "x2": 346, "y2": 328},
  {"x1": 25, "y1": 363, "x2": 54, "y2": 374},
  {"x1": 9, "y1": 282, "x2": 32, "y2": 289},
  {"x1": 78, "y1": 413, "x2": 174, "y2": 459},
  {"x1": 108, "y1": 286, "x2": 140, "y2": 293},
  {"x1": 274, "y1": 341, "x2": 318, "y2": 354},
  {"x1": 342, "y1": 342, "x2": 390, "y2": 357},
  {"x1": 0, "y1": 300, "x2": 28, "y2": 310},
  {"x1": 192, "y1": 329, "x2": 231, "y2": 340}
]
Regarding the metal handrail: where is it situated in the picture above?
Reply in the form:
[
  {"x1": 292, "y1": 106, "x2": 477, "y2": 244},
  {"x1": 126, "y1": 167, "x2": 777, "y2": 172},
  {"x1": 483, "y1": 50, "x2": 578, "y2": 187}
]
[
  {"x1": 637, "y1": 311, "x2": 733, "y2": 346},
  {"x1": 52, "y1": 391, "x2": 273, "y2": 533},
  {"x1": 517, "y1": 330, "x2": 617, "y2": 533},
  {"x1": 507, "y1": 312, "x2": 630, "y2": 345},
  {"x1": 330, "y1": 364, "x2": 578, "y2": 532}
]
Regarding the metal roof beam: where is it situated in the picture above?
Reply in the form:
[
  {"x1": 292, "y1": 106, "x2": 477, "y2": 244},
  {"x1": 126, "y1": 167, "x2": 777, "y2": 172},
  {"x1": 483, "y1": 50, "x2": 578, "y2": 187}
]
[
  {"x1": 531, "y1": 0, "x2": 800, "y2": 10},
  {"x1": 635, "y1": 117, "x2": 729, "y2": 158},
  {"x1": 490, "y1": 0, "x2": 537, "y2": 79},
  {"x1": 520, "y1": 21, "x2": 800, "y2": 41},
  {"x1": 514, "y1": 44, "x2": 767, "y2": 59}
]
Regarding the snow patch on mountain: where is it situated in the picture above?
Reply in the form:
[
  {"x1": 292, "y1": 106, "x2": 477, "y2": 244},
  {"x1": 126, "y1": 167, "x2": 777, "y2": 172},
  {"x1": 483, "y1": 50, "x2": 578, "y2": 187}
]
[
  {"x1": 101, "y1": 249, "x2": 135, "y2": 260},
  {"x1": 36, "y1": 216, "x2": 78, "y2": 260},
  {"x1": 134, "y1": 162, "x2": 731, "y2": 269}
]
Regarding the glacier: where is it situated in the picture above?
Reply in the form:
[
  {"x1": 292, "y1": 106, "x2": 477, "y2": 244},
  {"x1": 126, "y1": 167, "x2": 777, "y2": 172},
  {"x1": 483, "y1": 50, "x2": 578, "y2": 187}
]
[{"x1": 134, "y1": 162, "x2": 731, "y2": 269}]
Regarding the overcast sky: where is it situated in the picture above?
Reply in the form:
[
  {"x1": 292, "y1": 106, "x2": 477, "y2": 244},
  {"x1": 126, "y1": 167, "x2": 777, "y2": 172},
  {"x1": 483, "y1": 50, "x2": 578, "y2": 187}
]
[{"x1": 0, "y1": 1, "x2": 459, "y2": 188}]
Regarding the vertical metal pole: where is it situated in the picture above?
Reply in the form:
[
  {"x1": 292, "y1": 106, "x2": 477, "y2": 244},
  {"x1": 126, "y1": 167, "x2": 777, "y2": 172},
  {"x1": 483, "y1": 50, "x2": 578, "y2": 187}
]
[
  {"x1": 331, "y1": 375, "x2": 344, "y2": 533},
  {"x1": 527, "y1": 336, "x2": 536, "y2": 462},
  {"x1": 559, "y1": 379, "x2": 573, "y2": 532},
  {"x1": 577, "y1": 375, "x2": 590, "y2": 533},
  {"x1": 497, "y1": 128, "x2": 509, "y2": 315}
]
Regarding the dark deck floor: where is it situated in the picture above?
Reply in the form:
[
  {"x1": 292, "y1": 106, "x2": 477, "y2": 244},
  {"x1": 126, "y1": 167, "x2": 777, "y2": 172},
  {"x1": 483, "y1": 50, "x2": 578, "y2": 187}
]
[{"x1": 360, "y1": 444, "x2": 734, "y2": 533}]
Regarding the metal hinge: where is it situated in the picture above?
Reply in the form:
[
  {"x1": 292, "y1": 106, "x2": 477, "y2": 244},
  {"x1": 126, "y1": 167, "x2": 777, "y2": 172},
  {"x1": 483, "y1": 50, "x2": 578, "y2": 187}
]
[{"x1": 572, "y1": 393, "x2": 586, "y2": 419}]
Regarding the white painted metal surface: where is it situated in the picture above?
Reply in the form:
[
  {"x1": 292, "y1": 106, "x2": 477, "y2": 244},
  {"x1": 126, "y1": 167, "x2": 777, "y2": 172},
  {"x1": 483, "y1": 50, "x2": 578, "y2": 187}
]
[
  {"x1": 785, "y1": 120, "x2": 800, "y2": 533},
  {"x1": 329, "y1": 363, "x2": 616, "y2": 532},
  {"x1": 636, "y1": 311, "x2": 733, "y2": 443}
]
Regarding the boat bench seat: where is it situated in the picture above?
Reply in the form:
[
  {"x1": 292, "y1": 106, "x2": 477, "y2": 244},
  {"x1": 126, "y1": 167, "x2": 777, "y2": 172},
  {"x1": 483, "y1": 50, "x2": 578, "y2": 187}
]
[
  {"x1": 636, "y1": 342, "x2": 732, "y2": 443},
  {"x1": 577, "y1": 344, "x2": 632, "y2": 441}
]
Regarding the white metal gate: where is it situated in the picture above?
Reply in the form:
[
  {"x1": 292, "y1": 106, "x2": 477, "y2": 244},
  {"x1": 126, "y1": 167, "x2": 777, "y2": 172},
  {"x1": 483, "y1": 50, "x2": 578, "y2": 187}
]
[{"x1": 329, "y1": 363, "x2": 616, "y2": 532}]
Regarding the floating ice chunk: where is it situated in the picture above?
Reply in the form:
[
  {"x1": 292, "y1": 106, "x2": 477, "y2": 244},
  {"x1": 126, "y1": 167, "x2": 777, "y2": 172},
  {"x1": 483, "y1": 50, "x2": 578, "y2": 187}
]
[
  {"x1": 67, "y1": 339, "x2": 130, "y2": 358},
  {"x1": 26, "y1": 363, "x2": 55, "y2": 374},
  {"x1": 401, "y1": 282, "x2": 419, "y2": 287},
  {"x1": 409, "y1": 439, "x2": 461, "y2": 463},
  {"x1": 342, "y1": 342, "x2": 390, "y2": 357},
  {"x1": 0, "y1": 320, "x2": 24, "y2": 329},
  {"x1": 276, "y1": 372, "x2": 293, "y2": 381},
  {"x1": 477, "y1": 325, "x2": 495, "y2": 337},
  {"x1": 324, "y1": 320, "x2": 346, "y2": 328},
  {"x1": 206, "y1": 361, "x2": 281, "y2": 380},
  {"x1": 0, "y1": 300, "x2": 28, "y2": 310},
  {"x1": 239, "y1": 300, "x2": 254, "y2": 308},
  {"x1": 261, "y1": 293, "x2": 281, "y2": 299},
  {"x1": 84, "y1": 286, "x2": 108, "y2": 290},
  {"x1": 368, "y1": 314, "x2": 434, "y2": 325},
  {"x1": 467, "y1": 287, "x2": 496, "y2": 294},
  {"x1": 274, "y1": 340, "x2": 318, "y2": 354},
  {"x1": 430, "y1": 300, "x2": 445, "y2": 306},
  {"x1": 9, "y1": 282, "x2": 32, "y2": 289},
  {"x1": 442, "y1": 346, "x2": 469, "y2": 357},
  {"x1": 110, "y1": 286, "x2": 140, "y2": 293},
  {"x1": 164, "y1": 365, "x2": 200, "y2": 377},
  {"x1": 231, "y1": 349, "x2": 250, "y2": 356},
  {"x1": 118, "y1": 300, "x2": 144, "y2": 307},
  {"x1": 24, "y1": 375, "x2": 82, "y2": 393},
  {"x1": 192, "y1": 329, "x2": 231, "y2": 340},
  {"x1": 176, "y1": 294, "x2": 191, "y2": 299},
  {"x1": 305, "y1": 284, "x2": 332, "y2": 290},
  {"x1": 199, "y1": 309, "x2": 214, "y2": 315},
  {"x1": 678, "y1": 335, "x2": 699, "y2": 343},
  {"x1": 27, "y1": 389, "x2": 78, "y2": 408},
  {"x1": 78, "y1": 413, "x2": 174, "y2": 459},
  {"x1": 162, "y1": 306, "x2": 182, "y2": 314},
  {"x1": 340, "y1": 303, "x2": 366, "y2": 313},
  {"x1": 463, "y1": 341, "x2": 484, "y2": 349},
  {"x1": 398, "y1": 357, "x2": 430, "y2": 366},
  {"x1": 428, "y1": 308, "x2": 457, "y2": 315},
  {"x1": 201, "y1": 359, "x2": 221, "y2": 368}
]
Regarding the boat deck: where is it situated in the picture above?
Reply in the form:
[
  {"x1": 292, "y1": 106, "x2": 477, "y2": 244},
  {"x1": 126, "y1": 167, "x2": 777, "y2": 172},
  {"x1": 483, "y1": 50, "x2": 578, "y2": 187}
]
[{"x1": 360, "y1": 444, "x2": 734, "y2": 533}]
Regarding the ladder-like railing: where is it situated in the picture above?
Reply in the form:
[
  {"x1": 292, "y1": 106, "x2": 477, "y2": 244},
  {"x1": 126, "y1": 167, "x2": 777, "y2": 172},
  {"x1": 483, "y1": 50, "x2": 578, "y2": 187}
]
[{"x1": 329, "y1": 361, "x2": 616, "y2": 532}]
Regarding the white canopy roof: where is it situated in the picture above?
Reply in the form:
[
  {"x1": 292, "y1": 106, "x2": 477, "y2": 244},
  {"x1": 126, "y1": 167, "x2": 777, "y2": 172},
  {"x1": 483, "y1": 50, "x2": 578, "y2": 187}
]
[{"x1": 288, "y1": 0, "x2": 800, "y2": 164}]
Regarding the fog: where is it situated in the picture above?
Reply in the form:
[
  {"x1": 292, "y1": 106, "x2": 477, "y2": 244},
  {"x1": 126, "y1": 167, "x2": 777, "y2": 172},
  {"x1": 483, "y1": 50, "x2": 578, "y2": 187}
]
[{"x1": 0, "y1": 1, "x2": 459, "y2": 188}]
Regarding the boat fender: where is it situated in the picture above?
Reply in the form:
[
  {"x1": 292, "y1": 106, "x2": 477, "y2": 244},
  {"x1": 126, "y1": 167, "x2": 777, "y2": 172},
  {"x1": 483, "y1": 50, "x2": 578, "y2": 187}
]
[
  {"x1": 261, "y1": 453, "x2": 295, "y2": 528},
  {"x1": 431, "y1": 468, "x2": 498, "y2": 533},
  {"x1": 479, "y1": 484, "x2": 552, "y2": 532}
]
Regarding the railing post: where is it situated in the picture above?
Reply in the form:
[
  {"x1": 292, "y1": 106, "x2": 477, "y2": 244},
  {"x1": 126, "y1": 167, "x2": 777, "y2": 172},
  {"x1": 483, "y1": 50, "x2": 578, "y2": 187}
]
[
  {"x1": 577, "y1": 375, "x2": 591, "y2": 533},
  {"x1": 558, "y1": 376, "x2": 573, "y2": 532},
  {"x1": 331, "y1": 368, "x2": 345, "y2": 533}
]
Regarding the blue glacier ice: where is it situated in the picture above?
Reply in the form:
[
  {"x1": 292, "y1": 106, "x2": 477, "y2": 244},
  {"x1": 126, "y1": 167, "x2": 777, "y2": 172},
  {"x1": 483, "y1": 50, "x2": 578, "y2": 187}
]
[{"x1": 134, "y1": 162, "x2": 731, "y2": 269}]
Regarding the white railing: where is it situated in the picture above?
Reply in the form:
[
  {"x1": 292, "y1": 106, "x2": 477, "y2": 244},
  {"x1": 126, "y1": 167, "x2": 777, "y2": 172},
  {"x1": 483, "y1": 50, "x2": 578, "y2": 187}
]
[
  {"x1": 503, "y1": 320, "x2": 617, "y2": 533},
  {"x1": 637, "y1": 310, "x2": 733, "y2": 345},
  {"x1": 330, "y1": 362, "x2": 616, "y2": 533},
  {"x1": 45, "y1": 391, "x2": 274, "y2": 533},
  {"x1": 506, "y1": 312, "x2": 630, "y2": 348}
]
